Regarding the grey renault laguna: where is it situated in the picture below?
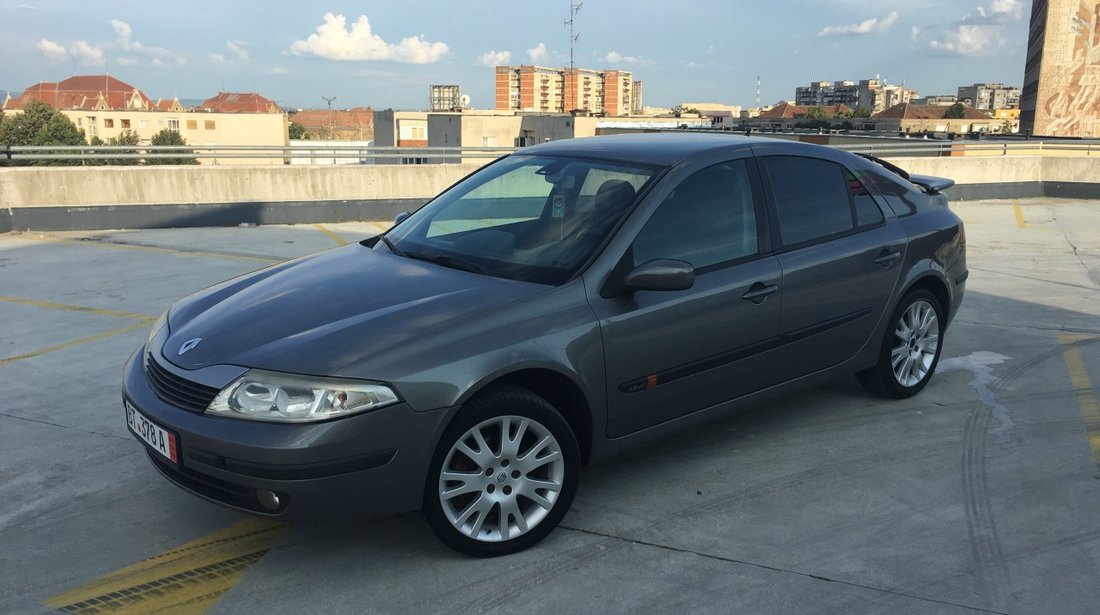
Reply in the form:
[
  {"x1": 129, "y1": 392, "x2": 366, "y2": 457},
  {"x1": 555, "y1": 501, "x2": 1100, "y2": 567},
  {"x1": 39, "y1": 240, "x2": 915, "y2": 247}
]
[{"x1": 124, "y1": 133, "x2": 966, "y2": 556}]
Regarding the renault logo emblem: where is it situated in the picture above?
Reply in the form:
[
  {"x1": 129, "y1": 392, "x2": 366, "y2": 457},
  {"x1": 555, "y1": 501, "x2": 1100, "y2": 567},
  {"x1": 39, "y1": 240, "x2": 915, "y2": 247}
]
[{"x1": 178, "y1": 338, "x2": 202, "y2": 356}]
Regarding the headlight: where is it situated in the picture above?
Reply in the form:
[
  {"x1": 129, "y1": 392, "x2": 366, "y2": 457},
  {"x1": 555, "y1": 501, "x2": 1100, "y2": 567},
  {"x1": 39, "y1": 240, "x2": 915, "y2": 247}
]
[
  {"x1": 146, "y1": 310, "x2": 169, "y2": 351},
  {"x1": 206, "y1": 369, "x2": 400, "y2": 423}
]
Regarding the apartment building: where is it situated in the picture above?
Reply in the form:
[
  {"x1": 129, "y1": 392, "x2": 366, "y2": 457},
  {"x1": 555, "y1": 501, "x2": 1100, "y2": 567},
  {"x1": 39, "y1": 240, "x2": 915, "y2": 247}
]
[
  {"x1": 495, "y1": 65, "x2": 639, "y2": 117},
  {"x1": 2, "y1": 75, "x2": 289, "y2": 164},
  {"x1": 957, "y1": 83, "x2": 1021, "y2": 110},
  {"x1": 796, "y1": 78, "x2": 916, "y2": 113}
]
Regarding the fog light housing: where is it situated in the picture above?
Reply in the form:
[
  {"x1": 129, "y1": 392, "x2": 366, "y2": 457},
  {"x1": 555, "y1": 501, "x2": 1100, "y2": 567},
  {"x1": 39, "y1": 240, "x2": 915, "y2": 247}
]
[{"x1": 257, "y1": 490, "x2": 282, "y2": 511}]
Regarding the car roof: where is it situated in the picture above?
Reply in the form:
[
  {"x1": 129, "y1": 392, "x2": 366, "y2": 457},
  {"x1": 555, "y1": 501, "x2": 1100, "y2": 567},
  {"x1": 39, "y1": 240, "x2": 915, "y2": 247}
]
[{"x1": 518, "y1": 132, "x2": 834, "y2": 167}]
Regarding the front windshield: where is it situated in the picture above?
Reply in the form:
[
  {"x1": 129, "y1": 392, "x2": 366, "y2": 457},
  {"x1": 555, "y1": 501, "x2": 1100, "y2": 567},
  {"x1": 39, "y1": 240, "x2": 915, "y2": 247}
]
[{"x1": 384, "y1": 155, "x2": 660, "y2": 285}]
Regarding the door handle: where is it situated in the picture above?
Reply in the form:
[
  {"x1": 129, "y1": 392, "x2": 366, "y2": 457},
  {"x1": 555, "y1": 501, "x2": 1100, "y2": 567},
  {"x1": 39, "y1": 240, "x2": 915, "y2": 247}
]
[
  {"x1": 742, "y1": 282, "x2": 778, "y2": 304},
  {"x1": 873, "y1": 250, "x2": 902, "y2": 268}
]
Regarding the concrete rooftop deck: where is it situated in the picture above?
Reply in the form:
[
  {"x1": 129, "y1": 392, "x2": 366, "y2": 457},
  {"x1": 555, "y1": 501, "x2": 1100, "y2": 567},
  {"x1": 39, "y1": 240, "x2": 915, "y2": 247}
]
[{"x1": 1, "y1": 199, "x2": 1099, "y2": 614}]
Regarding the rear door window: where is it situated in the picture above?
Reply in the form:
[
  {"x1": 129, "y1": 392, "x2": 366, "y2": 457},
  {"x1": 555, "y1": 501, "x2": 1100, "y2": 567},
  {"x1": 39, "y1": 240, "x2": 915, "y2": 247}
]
[{"x1": 762, "y1": 156, "x2": 854, "y2": 247}]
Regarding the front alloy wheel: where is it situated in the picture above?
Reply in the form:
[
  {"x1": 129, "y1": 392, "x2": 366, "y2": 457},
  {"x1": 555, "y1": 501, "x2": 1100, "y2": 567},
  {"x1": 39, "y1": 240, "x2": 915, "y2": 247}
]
[{"x1": 424, "y1": 387, "x2": 580, "y2": 557}]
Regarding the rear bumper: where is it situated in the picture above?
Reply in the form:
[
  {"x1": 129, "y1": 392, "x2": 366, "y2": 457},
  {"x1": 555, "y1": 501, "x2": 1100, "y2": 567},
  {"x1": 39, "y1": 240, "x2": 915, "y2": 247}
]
[{"x1": 123, "y1": 349, "x2": 453, "y2": 522}]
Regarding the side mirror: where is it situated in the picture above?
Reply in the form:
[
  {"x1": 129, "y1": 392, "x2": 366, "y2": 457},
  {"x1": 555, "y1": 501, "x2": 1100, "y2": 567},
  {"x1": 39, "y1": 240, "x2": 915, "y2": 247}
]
[
  {"x1": 393, "y1": 211, "x2": 412, "y2": 226},
  {"x1": 622, "y1": 259, "x2": 695, "y2": 292}
]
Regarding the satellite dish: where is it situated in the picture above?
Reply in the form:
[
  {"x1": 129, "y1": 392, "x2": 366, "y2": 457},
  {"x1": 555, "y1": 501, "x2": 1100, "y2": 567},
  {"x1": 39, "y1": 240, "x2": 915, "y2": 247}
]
[{"x1": 460, "y1": 94, "x2": 471, "y2": 109}]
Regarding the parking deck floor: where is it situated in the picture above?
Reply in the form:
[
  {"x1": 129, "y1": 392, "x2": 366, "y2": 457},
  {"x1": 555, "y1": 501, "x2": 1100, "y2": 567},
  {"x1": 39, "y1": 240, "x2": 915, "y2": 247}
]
[{"x1": 1, "y1": 199, "x2": 1099, "y2": 614}]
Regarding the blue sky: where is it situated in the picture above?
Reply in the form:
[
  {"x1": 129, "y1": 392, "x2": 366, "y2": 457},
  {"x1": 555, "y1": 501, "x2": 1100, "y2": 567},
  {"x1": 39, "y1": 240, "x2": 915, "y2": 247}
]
[{"x1": 0, "y1": 0, "x2": 1030, "y2": 110}]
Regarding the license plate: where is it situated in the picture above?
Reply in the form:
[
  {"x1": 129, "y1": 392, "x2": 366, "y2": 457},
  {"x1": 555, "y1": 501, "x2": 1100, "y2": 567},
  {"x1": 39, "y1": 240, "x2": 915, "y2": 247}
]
[{"x1": 126, "y1": 401, "x2": 178, "y2": 464}]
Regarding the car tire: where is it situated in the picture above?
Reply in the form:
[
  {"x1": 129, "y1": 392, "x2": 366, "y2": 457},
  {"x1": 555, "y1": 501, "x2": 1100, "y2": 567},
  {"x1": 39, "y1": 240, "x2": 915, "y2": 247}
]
[
  {"x1": 423, "y1": 386, "x2": 580, "y2": 557},
  {"x1": 857, "y1": 289, "x2": 944, "y2": 399}
]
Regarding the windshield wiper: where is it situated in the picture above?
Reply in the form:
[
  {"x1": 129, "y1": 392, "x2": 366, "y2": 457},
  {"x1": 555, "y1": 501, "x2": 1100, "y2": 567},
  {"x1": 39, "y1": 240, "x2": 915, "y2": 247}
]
[
  {"x1": 403, "y1": 251, "x2": 485, "y2": 274},
  {"x1": 380, "y1": 234, "x2": 405, "y2": 257}
]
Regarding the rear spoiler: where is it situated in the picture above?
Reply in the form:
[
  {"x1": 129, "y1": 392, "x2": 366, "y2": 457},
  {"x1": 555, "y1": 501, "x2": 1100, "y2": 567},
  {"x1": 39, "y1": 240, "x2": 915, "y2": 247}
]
[
  {"x1": 907, "y1": 174, "x2": 956, "y2": 195},
  {"x1": 854, "y1": 153, "x2": 955, "y2": 195}
]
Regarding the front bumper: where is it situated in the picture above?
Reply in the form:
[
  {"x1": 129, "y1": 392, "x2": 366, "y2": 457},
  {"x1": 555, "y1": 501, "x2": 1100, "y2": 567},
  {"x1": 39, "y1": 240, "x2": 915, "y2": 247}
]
[{"x1": 123, "y1": 349, "x2": 453, "y2": 523}]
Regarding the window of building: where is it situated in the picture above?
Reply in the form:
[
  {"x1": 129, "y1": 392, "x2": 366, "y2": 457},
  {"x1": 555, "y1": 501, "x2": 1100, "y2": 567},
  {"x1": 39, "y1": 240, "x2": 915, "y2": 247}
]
[
  {"x1": 762, "y1": 156, "x2": 854, "y2": 247},
  {"x1": 104, "y1": 119, "x2": 114, "y2": 128},
  {"x1": 204, "y1": 120, "x2": 216, "y2": 130},
  {"x1": 168, "y1": 119, "x2": 179, "y2": 131},
  {"x1": 482, "y1": 136, "x2": 497, "y2": 147},
  {"x1": 186, "y1": 120, "x2": 198, "y2": 130},
  {"x1": 633, "y1": 160, "x2": 758, "y2": 270},
  {"x1": 76, "y1": 118, "x2": 83, "y2": 127},
  {"x1": 121, "y1": 119, "x2": 131, "y2": 129},
  {"x1": 140, "y1": 120, "x2": 149, "y2": 129}
]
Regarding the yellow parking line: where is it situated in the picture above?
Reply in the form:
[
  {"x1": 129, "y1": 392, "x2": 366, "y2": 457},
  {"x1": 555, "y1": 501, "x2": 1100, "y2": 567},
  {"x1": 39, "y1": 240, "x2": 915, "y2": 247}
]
[
  {"x1": 1012, "y1": 200, "x2": 1027, "y2": 229},
  {"x1": 0, "y1": 295, "x2": 153, "y2": 322},
  {"x1": 314, "y1": 224, "x2": 349, "y2": 246},
  {"x1": 1059, "y1": 335, "x2": 1100, "y2": 469},
  {"x1": 26, "y1": 235, "x2": 280, "y2": 263},
  {"x1": 0, "y1": 319, "x2": 152, "y2": 366},
  {"x1": 44, "y1": 518, "x2": 287, "y2": 614}
]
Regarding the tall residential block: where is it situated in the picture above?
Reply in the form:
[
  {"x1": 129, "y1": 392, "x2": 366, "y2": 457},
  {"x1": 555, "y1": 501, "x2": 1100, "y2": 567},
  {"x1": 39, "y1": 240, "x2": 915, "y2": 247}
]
[
  {"x1": 1021, "y1": 0, "x2": 1100, "y2": 137},
  {"x1": 957, "y1": 83, "x2": 1021, "y2": 110},
  {"x1": 795, "y1": 78, "x2": 916, "y2": 113},
  {"x1": 494, "y1": 65, "x2": 638, "y2": 116}
]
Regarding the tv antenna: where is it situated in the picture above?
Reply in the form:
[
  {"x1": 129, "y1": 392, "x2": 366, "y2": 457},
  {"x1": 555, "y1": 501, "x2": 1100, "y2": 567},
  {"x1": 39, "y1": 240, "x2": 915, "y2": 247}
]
[
  {"x1": 565, "y1": 2, "x2": 582, "y2": 74},
  {"x1": 322, "y1": 96, "x2": 337, "y2": 144},
  {"x1": 756, "y1": 76, "x2": 761, "y2": 108}
]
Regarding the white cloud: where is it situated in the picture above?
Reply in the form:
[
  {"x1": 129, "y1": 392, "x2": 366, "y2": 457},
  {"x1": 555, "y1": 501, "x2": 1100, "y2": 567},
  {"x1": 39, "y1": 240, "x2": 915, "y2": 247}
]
[
  {"x1": 918, "y1": 0, "x2": 1024, "y2": 57},
  {"x1": 37, "y1": 38, "x2": 67, "y2": 62},
  {"x1": 527, "y1": 42, "x2": 547, "y2": 63},
  {"x1": 603, "y1": 50, "x2": 651, "y2": 66},
  {"x1": 70, "y1": 40, "x2": 105, "y2": 66},
  {"x1": 269, "y1": 67, "x2": 289, "y2": 75},
  {"x1": 819, "y1": 11, "x2": 899, "y2": 36},
  {"x1": 151, "y1": 58, "x2": 165, "y2": 67},
  {"x1": 111, "y1": 19, "x2": 132, "y2": 46},
  {"x1": 289, "y1": 13, "x2": 448, "y2": 63},
  {"x1": 117, "y1": 57, "x2": 138, "y2": 67},
  {"x1": 477, "y1": 49, "x2": 511, "y2": 66},
  {"x1": 927, "y1": 24, "x2": 1000, "y2": 56},
  {"x1": 962, "y1": 0, "x2": 1024, "y2": 24},
  {"x1": 210, "y1": 41, "x2": 249, "y2": 65},
  {"x1": 226, "y1": 40, "x2": 249, "y2": 63}
]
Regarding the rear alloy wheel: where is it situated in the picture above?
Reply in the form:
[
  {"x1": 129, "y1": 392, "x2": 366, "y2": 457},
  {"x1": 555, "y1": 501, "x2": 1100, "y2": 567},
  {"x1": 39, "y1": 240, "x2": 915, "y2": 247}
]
[
  {"x1": 858, "y1": 289, "x2": 944, "y2": 398},
  {"x1": 424, "y1": 387, "x2": 579, "y2": 557}
]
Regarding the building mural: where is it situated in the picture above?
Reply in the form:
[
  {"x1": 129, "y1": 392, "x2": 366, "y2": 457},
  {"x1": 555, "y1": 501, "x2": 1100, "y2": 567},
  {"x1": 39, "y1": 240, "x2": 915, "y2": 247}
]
[{"x1": 1028, "y1": 0, "x2": 1100, "y2": 137}]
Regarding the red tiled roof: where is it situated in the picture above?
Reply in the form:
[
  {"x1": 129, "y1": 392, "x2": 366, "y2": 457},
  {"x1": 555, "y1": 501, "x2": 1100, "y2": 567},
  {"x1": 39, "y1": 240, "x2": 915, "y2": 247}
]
[
  {"x1": 5, "y1": 75, "x2": 153, "y2": 111},
  {"x1": 873, "y1": 103, "x2": 993, "y2": 120},
  {"x1": 200, "y1": 92, "x2": 279, "y2": 113},
  {"x1": 757, "y1": 102, "x2": 852, "y2": 120},
  {"x1": 290, "y1": 107, "x2": 374, "y2": 130},
  {"x1": 758, "y1": 102, "x2": 809, "y2": 119},
  {"x1": 155, "y1": 98, "x2": 181, "y2": 111}
]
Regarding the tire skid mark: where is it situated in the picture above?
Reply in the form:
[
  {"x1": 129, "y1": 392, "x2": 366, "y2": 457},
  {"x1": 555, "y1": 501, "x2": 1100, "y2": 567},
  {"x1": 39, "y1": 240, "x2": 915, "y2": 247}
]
[
  {"x1": 992, "y1": 337, "x2": 1100, "y2": 396},
  {"x1": 961, "y1": 401, "x2": 1013, "y2": 609}
]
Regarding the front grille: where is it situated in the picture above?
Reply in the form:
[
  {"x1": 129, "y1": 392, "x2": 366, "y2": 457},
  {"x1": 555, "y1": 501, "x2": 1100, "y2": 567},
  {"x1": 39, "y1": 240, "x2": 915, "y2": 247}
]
[{"x1": 145, "y1": 353, "x2": 219, "y2": 413}]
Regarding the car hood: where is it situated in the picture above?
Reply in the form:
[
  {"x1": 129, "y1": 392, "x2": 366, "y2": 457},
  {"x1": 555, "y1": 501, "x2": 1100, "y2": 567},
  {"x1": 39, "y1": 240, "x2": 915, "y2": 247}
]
[{"x1": 162, "y1": 243, "x2": 547, "y2": 375}]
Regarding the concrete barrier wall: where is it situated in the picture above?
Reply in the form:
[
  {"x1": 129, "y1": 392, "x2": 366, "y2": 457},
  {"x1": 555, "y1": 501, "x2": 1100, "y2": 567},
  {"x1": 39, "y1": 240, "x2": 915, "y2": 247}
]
[
  {"x1": 0, "y1": 164, "x2": 483, "y2": 208},
  {"x1": 2, "y1": 156, "x2": 1098, "y2": 232}
]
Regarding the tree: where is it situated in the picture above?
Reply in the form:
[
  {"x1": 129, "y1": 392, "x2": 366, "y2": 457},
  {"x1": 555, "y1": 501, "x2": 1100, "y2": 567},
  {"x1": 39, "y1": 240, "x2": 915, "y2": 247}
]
[
  {"x1": 851, "y1": 106, "x2": 872, "y2": 118},
  {"x1": 289, "y1": 122, "x2": 307, "y2": 140},
  {"x1": 148, "y1": 129, "x2": 198, "y2": 165},
  {"x1": 0, "y1": 100, "x2": 55, "y2": 147},
  {"x1": 30, "y1": 110, "x2": 85, "y2": 166},
  {"x1": 805, "y1": 106, "x2": 830, "y2": 120},
  {"x1": 108, "y1": 129, "x2": 141, "y2": 165},
  {"x1": 944, "y1": 103, "x2": 967, "y2": 119}
]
